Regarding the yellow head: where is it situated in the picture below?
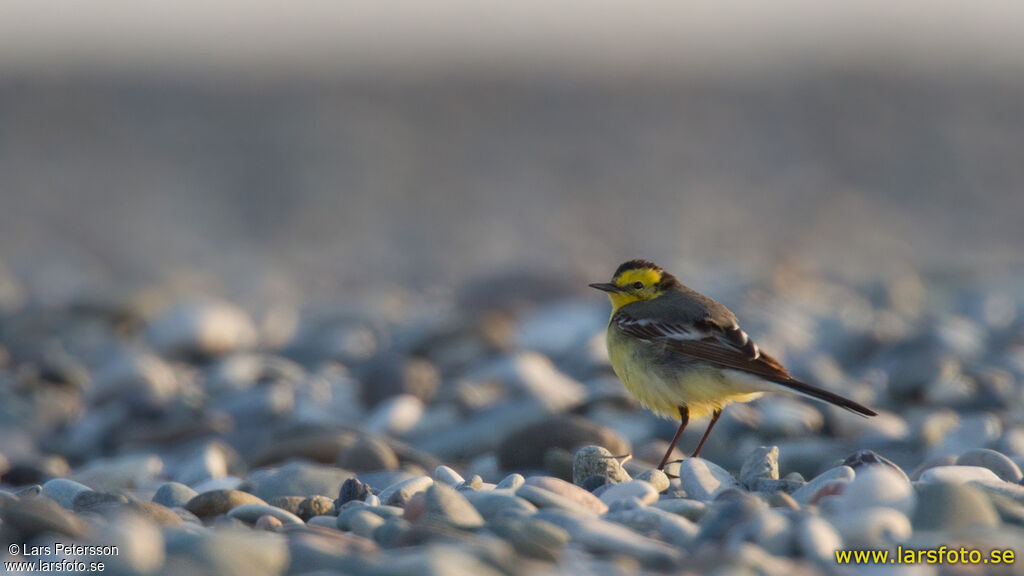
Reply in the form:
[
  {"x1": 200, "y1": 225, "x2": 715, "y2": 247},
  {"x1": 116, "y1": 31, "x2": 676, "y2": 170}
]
[{"x1": 589, "y1": 259, "x2": 681, "y2": 312}]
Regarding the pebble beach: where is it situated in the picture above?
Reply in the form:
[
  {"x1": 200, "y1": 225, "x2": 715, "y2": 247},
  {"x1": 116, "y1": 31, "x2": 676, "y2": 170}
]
[{"x1": 1, "y1": 263, "x2": 1022, "y2": 575}]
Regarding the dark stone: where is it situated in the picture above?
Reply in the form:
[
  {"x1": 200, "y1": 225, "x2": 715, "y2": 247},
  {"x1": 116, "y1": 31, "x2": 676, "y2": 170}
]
[{"x1": 497, "y1": 415, "x2": 630, "y2": 471}]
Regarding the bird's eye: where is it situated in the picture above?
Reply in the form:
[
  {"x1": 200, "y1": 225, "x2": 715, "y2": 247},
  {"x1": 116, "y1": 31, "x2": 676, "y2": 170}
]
[{"x1": 632, "y1": 281, "x2": 644, "y2": 289}]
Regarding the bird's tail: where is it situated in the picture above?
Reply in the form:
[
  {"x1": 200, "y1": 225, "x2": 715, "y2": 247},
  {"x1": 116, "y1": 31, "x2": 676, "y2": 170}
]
[{"x1": 774, "y1": 378, "x2": 877, "y2": 417}]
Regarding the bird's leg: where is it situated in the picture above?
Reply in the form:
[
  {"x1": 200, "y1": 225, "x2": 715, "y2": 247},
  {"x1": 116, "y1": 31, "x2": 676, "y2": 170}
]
[
  {"x1": 691, "y1": 408, "x2": 722, "y2": 458},
  {"x1": 658, "y1": 405, "x2": 689, "y2": 472}
]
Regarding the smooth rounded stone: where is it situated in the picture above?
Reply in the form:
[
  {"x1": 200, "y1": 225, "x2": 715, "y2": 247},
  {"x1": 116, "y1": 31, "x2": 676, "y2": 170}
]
[
  {"x1": 676, "y1": 458, "x2": 741, "y2": 502},
  {"x1": 185, "y1": 489, "x2": 267, "y2": 518},
  {"x1": 534, "y1": 509, "x2": 682, "y2": 569},
  {"x1": 154, "y1": 482, "x2": 199, "y2": 508},
  {"x1": 752, "y1": 478, "x2": 805, "y2": 494},
  {"x1": 363, "y1": 394, "x2": 424, "y2": 436},
  {"x1": 456, "y1": 475, "x2": 484, "y2": 491},
  {"x1": 832, "y1": 508, "x2": 912, "y2": 548},
  {"x1": 335, "y1": 504, "x2": 405, "y2": 531},
  {"x1": 909, "y1": 455, "x2": 957, "y2": 481},
  {"x1": 572, "y1": 445, "x2": 632, "y2": 486},
  {"x1": 307, "y1": 515, "x2": 339, "y2": 529},
  {"x1": 795, "y1": 515, "x2": 843, "y2": 564},
  {"x1": 72, "y1": 490, "x2": 129, "y2": 512},
  {"x1": 740, "y1": 446, "x2": 779, "y2": 491},
  {"x1": 256, "y1": 515, "x2": 283, "y2": 530},
  {"x1": 840, "y1": 449, "x2": 910, "y2": 482},
  {"x1": 361, "y1": 353, "x2": 440, "y2": 408},
  {"x1": 486, "y1": 515, "x2": 569, "y2": 561},
  {"x1": 348, "y1": 509, "x2": 387, "y2": 539},
  {"x1": 497, "y1": 415, "x2": 630, "y2": 471},
  {"x1": 791, "y1": 466, "x2": 855, "y2": 505},
  {"x1": 834, "y1": 466, "x2": 916, "y2": 516},
  {"x1": 337, "y1": 477, "x2": 372, "y2": 506},
  {"x1": 956, "y1": 448, "x2": 1023, "y2": 483},
  {"x1": 379, "y1": 475, "x2": 434, "y2": 506},
  {"x1": 212, "y1": 384, "x2": 295, "y2": 421},
  {"x1": 495, "y1": 473, "x2": 525, "y2": 490},
  {"x1": 112, "y1": 500, "x2": 185, "y2": 526},
  {"x1": 227, "y1": 503, "x2": 304, "y2": 525},
  {"x1": 581, "y1": 475, "x2": 609, "y2": 493},
  {"x1": 516, "y1": 485, "x2": 602, "y2": 517},
  {"x1": 403, "y1": 492, "x2": 427, "y2": 522},
  {"x1": 336, "y1": 435, "x2": 400, "y2": 472},
  {"x1": 599, "y1": 480, "x2": 659, "y2": 506},
  {"x1": 522, "y1": 476, "x2": 608, "y2": 514},
  {"x1": 470, "y1": 352, "x2": 587, "y2": 411},
  {"x1": 912, "y1": 482, "x2": 1000, "y2": 531},
  {"x1": 206, "y1": 353, "x2": 305, "y2": 394},
  {"x1": 651, "y1": 498, "x2": 706, "y2": 522},
  {"x1": 634, "y1": 469, "x2": 670, "y2": 493},
  {"x1": 1, "y1": 497, "x2": 87, "y2": 538},
  {"x1": 917, "y1": 465, "x2": 1002, "y2": 484},
  {"x1": 89, "y1": 352, "x2": 180, "y2": 410},
  {"x1": 146, "y1": 299, "x2": 258, "y2": 357},
  {"x1": 932, "y1": 413, "x2": 1002, "y2": 457},
  {"x1": 87, "y1": 510, "x2": 166, "y2": 574},
  {"x1": 364, "y1": 493, "x2": 381, "y2": 506},
  {"x1": 603, "y1": 506, "x2": 699, "y2": 548},
  {"x1": 423, "y1": 483, "x2": 486, "y2": 529},
  {"x1": 758, "y1": 398, "x2": 825, "y2": 437},
  {"x1": 463, "y1": 490, "x2": 538, "y2": 520},
  {"x1": 741, "y1": 508, "x2": 792, "y2": 556},
  {"x1": 41, "y1": 477, "x2": 93, "y2": 509},
  {"x1": 268, "y1": 495, "x2": 305, "y2": 515},
  {"x1": 72, "y1": 454, "x2": 164, "y2": 491},
  {"x1": 163, "y1": 526, "x2": 288, "y2": 576},
  {"x1": 192, "y1": 475, "x2": 244, "y2": 493},
  {"x1": 247, "y1": 461, "x2": 354, "y2": 500},
  {"x1": 696, "y1": 492, "x2": 766, "y2": 543},
  {"x1": 174, "y1": 442, "x2": 233, "y2": 486},
  {"x1": 434, "y1": 465, "x2": 465, "y2": 487},
  {"x1": 298, "y1": 495, "x2": 336, "y2": 520},
  {"x1": 250, "y1": 429, "x2": 358, "y2": 467}
]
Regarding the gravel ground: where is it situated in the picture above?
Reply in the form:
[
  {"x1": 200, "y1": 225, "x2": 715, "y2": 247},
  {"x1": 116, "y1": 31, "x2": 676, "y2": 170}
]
[{"x1": 1, "y1": 262, "x2": 1022, "y2": 575}]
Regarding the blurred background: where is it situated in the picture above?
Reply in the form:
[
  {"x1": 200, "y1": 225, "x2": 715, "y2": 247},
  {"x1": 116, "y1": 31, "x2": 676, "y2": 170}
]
[{"x1": 1, "y1": 0, "x2": 1022, "y2": 305}]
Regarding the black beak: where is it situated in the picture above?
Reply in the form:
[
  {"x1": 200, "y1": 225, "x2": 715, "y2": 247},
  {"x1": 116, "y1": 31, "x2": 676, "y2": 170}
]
[{"x1": 589, "y1": 282, "x2": 623, "y2": 293}]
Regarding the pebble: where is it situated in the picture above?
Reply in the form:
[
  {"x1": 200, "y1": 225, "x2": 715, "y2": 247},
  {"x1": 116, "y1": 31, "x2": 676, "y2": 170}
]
[
  {"x1": 337, "y1": 435, "x2": 400, "y2": 471},
  {"x1": 348, "y1": 508, "x2": 387, "y2": 539},
  {"x1": 255, "y1": 515, "x2": 283, "y2": 530},
  {"x1": 677, "y1": 458, "x2": 741, "y2": 502},
  {"x1": 41, "y1": 477, "x2": 93, "y2": 509},
  {"x1": 740, "y1": 446, "x2": 779, "y2": 490},
  {"x1": 834, "y1": 465, "x2": 916, "y2": 516},
  {"x1": 298, "y1": 495, "x2": 336, "y2": 519},
  {"x1": 791, "y1": 466, "x2": 855, "y2": 505},
  {"x1": 517, "y1": 484, "x2": 602, "y2": 516},
  {"x1": 495, "y1": 473, "x2": 525, "y2": 490},
  {"x1": 379, "y1": 475, "x2": 434, "y2": 506},
  {"x1": 268, "y1": 495, "x2": 304, "y2": 515},
  {"x1": 360, "y1": 353, "x2": 440, "y2": 408},
  {"x1": 184, "y1": 489, "x2": 267, "y2": 518},
  {"x1": 535, "y1": 509, "x2": 682, "y2": 569},
  {"x1": 423, "y1": 483, "x2": 486, "y2": 529},
  {"x1": 163, "y1": 525, "x2": 288, "y2": 576},
  {"x1": 153, "y1": 481, "x2": 199, "y2": 508},
  {"x1": 1, "y1": 497, "x2": 87, "y2": 538},
  {"x1": 522, "y1": 476, "x2": 608, "y2": 513},
  {"x1": 572, "y1": 445, "x2": 632, "y2": 486},
  {"x1": 462, "y1": 490, "x2": 538, "y2": 520},
  {"x1": 486, "y1": 516, "x2": 569, "y2": 561},
  {"x1": 917, "y1": 465, "x2": 1002, "y2": 484},
  {"x1": 795, "y1": 515, "x2": 844, "y2": 565},
  {"x1": 335, "y1": 504, "x2": 404, "y2": 530},
  {"x1": 146, "y1": 299, "x2": 258, "y2": 357},
  {"x1": 840, "y1": 449, "x2": 910, "y2": 482},
  {"x1": 337, "y1": 477, "x2": 372, "y2": 506},
  {"x1": 603, "y1": 506, "x2": 699, "y2": 548},
  {"x1": 434, "y1": 465, "x2": 466, "y2": 487},
  {"x1": 651, "y1": 498, "x2": 706, "y2": 522},
  {"x1": 635, "y1": 469, "x2": 670, "y2": 493},
  {"x1": 832, "y1": 508, "x2": 912, "y2": 548},
  {"x1": 496, "y1": 415, "x2": 629, "y2": 471},
  {"x1": 955, "y1": 448, "x2": 1023, "y2": 483},
  {"x1": 599, "y1": 480, "x2": 659, "y2": 506},
  {"x1": 246, "y1": 461, "x2": 354, "y2": 500},
  {"x1": 72, "y1": 490, "x2": 128, "y2": 512},
  {"x1": 912, "y1": 482, "x2": 1000, "y2": 531},
  {"x1": 364, "y1": 394, "x2": 424, "y2": 436},
  {"x1": 227, "y1": 503, "x2": 305, "y2": 525},
  {"x1": 72, "y1": 453, "x2": 164, "y2": 491}
]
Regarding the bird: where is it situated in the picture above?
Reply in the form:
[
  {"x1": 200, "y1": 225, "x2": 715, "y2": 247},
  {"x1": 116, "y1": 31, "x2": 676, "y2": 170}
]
[{"x1": 590, "y1": 259, "x2": 876, "y2": 472}]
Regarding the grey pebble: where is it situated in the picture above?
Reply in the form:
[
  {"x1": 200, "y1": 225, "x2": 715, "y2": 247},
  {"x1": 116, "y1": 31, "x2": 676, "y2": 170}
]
[
  {"x1": 831, "y1": 508, "x2": 912, "y2": 548},
  {"x1": 146, "y1": 299, "x2": 258, "y2": 357},
  {"x1": 651, "y1": 498, "x2": 706, "y2": 522},
  {"x1": 41, "y1": 478, "x2": 93, "y2": 509},
  {"x1": 535, "y1": 509, "x2": 681, "y2": 569},
  {"x1": 153, "y1": 482, "x2": 198, "y2": 508},
  {"x1": 163, "y1": 523, "x2": 288, "y2": 576},
  {"x1": 496, "y1": 414, "x2": 629, "y2": 471},
  {"x1": 572, "y1": 445, "x2": 631, "y2": 486},
  {"x1": 603, "y1": 506, "x2": 699, "y2": 548},
  {"x1": 495, "y1": 473, "x2": 525, "y2": 490},
  {"x1": 912, "y1": 482, "x2": 1001, "y2": 531},
  {"x1": 307, "y1": 515, "x2": 339, "y2": 529},
  {"x1": 247, "y1": 461, "x2": 354, "y2": 500},
  {"x1": 834, "y1": 465, "x2": 916, "y2": 516},
  {"x1": 298, "y1": 495, "x2": 336, "y2": 519},
  {"x1": 72, "y1": 490, "x2": 129, "y2": 512},
  {"x1": 795, "y1": 515, "x2": 843, "y2": 565},
  {"x1": 956, "y1": 448, "x2": 1023, "y2": 483},
  {"x1": 486, "y1": 516, "x2": 569, "y2": 561},
  {"x1": 521, "y1": 476, "x2": 608, "y2": 513},
  {"x1": 336, "y1": 504, "x2": 404, "y2": 530},
  {"x1": 917, "y1": 465, "x2": 1002, "y2": 484},
  {"x1": 337, "y1": 435, "x2": 400, "y2": 472},
  {"x1": 379, "y1": 475, "x2": 433, "y2": 506},
  {"x1": 635, "y1": 469, "x2": 670, "y2": 493},
  {"x1": 516, "y1": 484, "x2": 600, "y2": 516},
  {"x1": 677, "y1": 458, "x2": 740, "y2": 502},
  {"x1": 456, "y1": 474, "x2": 484, "y2": 491},
  {"x1": 740, "y1": 445, "x2": 779, "y2": 490},
  {"x1": 424, "y1": 483, "x2": 485, "y2": 529},
  {"x1": 791, "y1": 466, "x2": 855, "y2": 505},
  {"x1": 227, "y1": 503, "x2": 305, "y2": 525},
  {"x1": 599, "y1": 479, "x2": 659, "y2": 506},
  {"x1": 462, "y1": 490, "x2": 538, "y2": 520},
  {"x1": 348, "y1": 508, "x2": 387, "y2": 539},
  {"x1": 434, "y1": 465, "x2": 465, "y2": 486}
]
